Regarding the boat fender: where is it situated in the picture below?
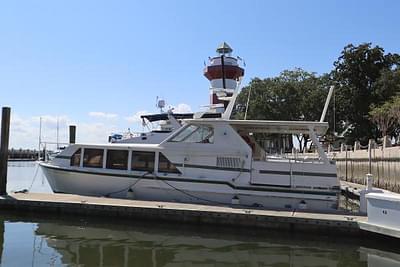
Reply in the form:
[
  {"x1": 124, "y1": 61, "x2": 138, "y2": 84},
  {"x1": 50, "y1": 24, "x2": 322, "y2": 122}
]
[
  {"x1": 126, "y1": 188, "x2": 135, "y2": 199},
  {"x1": 231, "y1": 195, "x2": 240, "y2": 205},
  {"x1": 298, "y1": 200, "x2": 307, "y2": 210}
]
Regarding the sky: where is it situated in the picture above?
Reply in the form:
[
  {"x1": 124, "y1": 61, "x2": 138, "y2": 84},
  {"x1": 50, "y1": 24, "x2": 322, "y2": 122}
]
[{"x1": 1, "y1": 0, "x2": 399, "y2": 149}]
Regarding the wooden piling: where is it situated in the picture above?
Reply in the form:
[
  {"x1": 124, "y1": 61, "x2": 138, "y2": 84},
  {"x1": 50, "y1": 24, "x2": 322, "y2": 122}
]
[
  {"x1": 0, "y1": 107, "x2": 11, "y2": 195},
  {"x1": 69, "y1": 125, "x2": 76, "y2": 144}
]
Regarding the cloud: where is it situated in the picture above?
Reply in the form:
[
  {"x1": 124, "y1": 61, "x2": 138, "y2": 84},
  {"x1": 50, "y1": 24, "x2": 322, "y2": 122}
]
[
  {"x1": 172, "y1": 103, "x2": 192, "y2": 113},
  {"x1": 88, "y1": 112, "x2": 118, "y2": 119},
  {"x1": 32, "y1": 115, "x2": 70, "y2": 128},
  {"x1": 9, "y1": 113, "x2": 118, "y2": 149},
  {"x1": 75, "y1": 122, "x2": 118, "y2": 144},
  {"x1": 125, "y1": 110, "x2": 148, "y2": 123}
]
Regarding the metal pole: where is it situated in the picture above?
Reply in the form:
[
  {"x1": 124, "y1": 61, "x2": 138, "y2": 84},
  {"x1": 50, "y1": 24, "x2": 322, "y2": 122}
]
[
  {"x1": 320, "y1": 86, "x2": 334, "y2": 122},
  {"x1": 69, "y1": 125, "x2": 76, "y2": 144},
  {"x1": 38, "y1": 117, "x2": 42, "y2": 161},
  {"x1": 0, "y1": 107, "x2": 11, "y2": 195},
  {"x1": 244, "y1": 85, "x2": 252, "y2": 120},
  {"x1": 368, "y1": 140, "x2": 372, "y2": 174},
  {"x1": 56, "y1": 117, "x2": 59, "y2": 150},
  {"x1": 221, "y1": 55, "x2": 226, "y2": 89},
  {"x1": 345, "y1": 145, "x2": 348, "y2": 181}
]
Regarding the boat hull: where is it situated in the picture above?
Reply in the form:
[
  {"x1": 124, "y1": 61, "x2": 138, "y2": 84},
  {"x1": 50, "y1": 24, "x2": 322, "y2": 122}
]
[{"x1": 41, "y1": 164, "x2": 339, "y2": 212}]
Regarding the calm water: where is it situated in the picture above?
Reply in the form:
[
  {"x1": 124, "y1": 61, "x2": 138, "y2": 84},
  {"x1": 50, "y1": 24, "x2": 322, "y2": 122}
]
[
  {"x1": 1, "y1": 162, "x2": 399, "y2": 267},
  {"x1": 7, "y1": 161, "x2": 51, "y2": 194}
]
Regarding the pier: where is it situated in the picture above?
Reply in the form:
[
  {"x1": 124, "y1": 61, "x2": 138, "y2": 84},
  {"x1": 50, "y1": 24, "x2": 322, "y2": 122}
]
[
  {"x1": 0, "y1": 192, "x2": 369, "y2": 236},
  {"x1": 0, "y1": 190, "x2": 396, "y2": 240}
]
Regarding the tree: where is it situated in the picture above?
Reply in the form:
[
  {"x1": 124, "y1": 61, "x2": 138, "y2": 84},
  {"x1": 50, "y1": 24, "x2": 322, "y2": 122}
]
[
  {"x1": 332, "y1": 43, "x2": 400, "y2": 144},
  {"x1": 369, "y1": 102, "x2": 395, "y2": 138},
  {"x1": 235, "y1": 68, "x2": 330, "y2": 151},
  {"x1": 369, "y1": 95, "x2": 400, "y2": 142}
]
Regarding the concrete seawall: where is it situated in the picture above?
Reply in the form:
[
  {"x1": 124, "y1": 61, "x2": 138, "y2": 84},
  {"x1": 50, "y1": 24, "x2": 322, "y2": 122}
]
[{"x1": 332, "y1": 146, "x2": 400, "y2": 193}]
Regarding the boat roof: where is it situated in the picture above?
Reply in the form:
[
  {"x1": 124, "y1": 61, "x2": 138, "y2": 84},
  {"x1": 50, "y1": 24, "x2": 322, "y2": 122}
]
[
  {"x1": 186, "y1": 119, "x2": 329, "y2": 135},
  {"x1": 72, "y1": 143, "x2": 160, "y2": 149},
  {"x1": 141, "y1": 112, "x2": 221, "y2": 122}
]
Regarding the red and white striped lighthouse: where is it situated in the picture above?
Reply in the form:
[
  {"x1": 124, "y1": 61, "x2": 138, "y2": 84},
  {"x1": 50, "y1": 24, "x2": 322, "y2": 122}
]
[{"x1": 204, "y1": 42, "x2": 244, "y2": 112}]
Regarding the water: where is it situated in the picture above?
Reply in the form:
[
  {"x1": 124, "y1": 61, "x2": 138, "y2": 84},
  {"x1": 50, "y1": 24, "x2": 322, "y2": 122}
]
[
  {"x1": 1, "y1": 212, "x2": 400, "y2": 267},
  {"x1": 2, "y1": 162, "x2": 400, "y2": 266},
  {"x1": 7, "y1": 161, "x2": 51, "y2": 193}
]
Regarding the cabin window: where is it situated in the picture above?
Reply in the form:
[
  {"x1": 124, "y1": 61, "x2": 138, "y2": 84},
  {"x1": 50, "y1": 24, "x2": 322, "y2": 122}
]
[
  {"x1": 131, "y1": 151, "x2": 155, "y2": 172},
  {"x1": 83, "y1": 148, "x2": 104, "y2": 168},
  {"x1": 106, "y1": 150, "x2": 128, "y2": 170},
  {"x1": 170, "y1": 125, "x2": 198, "y2": 142},
  {"x1": 158, "y1": 153, "x2": 181, "y2": 174},
  {"x1": 170, "y1": 125, "x2": 214, "y2": 143},
  {"x1": 70, "y1": 148, "x2": 81, "y2": 167}
]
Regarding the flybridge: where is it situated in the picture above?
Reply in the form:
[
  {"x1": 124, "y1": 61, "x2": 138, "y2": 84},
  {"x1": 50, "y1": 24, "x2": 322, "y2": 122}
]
[{"x1": 186, "y1": 119, "x2": 329, "y2": 135}]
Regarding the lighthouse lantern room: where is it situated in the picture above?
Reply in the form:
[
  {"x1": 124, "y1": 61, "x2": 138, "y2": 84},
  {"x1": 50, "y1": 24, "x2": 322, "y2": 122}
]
[{"x1": 204, "y1": 42, "x2": 245, "y2": 113}]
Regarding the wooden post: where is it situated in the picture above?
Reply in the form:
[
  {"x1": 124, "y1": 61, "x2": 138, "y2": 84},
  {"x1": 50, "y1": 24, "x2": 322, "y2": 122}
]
[
  {"x1": 368, "y1": 139, "x2": 373, "y2": 174},
  {"x1": 345, "y1": 145, "x2": 348, "y2": 181},
  {"x1": 69, "y1": 125, "x2": 76, "y2": 144},
  {"x1": 0, "y1": 107, "x2": 11, "y2": 195}
]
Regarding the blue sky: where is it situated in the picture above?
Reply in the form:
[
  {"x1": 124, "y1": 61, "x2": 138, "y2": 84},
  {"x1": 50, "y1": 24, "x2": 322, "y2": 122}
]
[{"x1": 1, "y1": 0, "x2": 399, "y2": 148}]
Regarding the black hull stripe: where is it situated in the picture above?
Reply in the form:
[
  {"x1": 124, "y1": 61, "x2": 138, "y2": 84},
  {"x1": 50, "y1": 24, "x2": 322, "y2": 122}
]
[
  {"x1": 174, "y1": 163, "x2": 251, "y2": 173},
  {"x1": 259, "y1": 170, "x2": 337, "y2": 178},
  {"x1": 41, "y1": 164, "x2": 338, "y2": 196},
  {"x1": 55, "y1": 155, "x2": 71, "y2": 159}
]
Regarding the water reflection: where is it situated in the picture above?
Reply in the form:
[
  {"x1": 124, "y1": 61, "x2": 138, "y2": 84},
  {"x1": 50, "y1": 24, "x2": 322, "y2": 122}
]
[
  {"x1": 37, "y1": 222, "x2": 346, "y2": 267},
  {"x1": 0, "y1": 214, "x2": 399, "y2": 267}
]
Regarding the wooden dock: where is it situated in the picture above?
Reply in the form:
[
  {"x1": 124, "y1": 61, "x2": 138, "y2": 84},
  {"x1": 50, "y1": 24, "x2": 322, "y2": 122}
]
[
  {"x1": 0, "y1": 192, "x2": 372, "y2": 236},
  {"x1": 341, "y1": 180, "x2": 365, "y2": 198}
]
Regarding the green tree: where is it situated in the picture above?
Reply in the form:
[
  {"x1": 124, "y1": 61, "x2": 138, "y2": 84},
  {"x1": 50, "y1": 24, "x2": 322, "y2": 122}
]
[
  {"x1": 332, "y1": 43, "x2": 400, "y2": 144},
  {"x1": 369, "y1": 102, "x2": 396, "y2": 137},
  {"x1": 369, "y1": 95, "x2": 400, "y2": 142},
  {"x1": 235, "y1": 68, "x2": 330, "y2": 150}
]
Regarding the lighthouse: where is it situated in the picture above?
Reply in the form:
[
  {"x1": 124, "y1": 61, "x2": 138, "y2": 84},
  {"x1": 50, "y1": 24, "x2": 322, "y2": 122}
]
[{"x1": 204, "y1": 42, "x2": 245, "y2": 113}]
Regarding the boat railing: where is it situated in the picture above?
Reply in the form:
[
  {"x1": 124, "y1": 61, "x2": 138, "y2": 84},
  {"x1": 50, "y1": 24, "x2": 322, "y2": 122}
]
[{"x1": 264, "y1": 152, "x2": 325, "y2": 164}]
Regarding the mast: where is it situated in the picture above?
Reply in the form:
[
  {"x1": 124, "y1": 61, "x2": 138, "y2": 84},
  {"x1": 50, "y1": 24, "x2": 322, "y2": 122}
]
[
  {"x1": 38, "y1": 117, "x2": 42, "y2": 161},
  {"x1": 56, "y1": 117, "x2": 59, "y2": 150}
]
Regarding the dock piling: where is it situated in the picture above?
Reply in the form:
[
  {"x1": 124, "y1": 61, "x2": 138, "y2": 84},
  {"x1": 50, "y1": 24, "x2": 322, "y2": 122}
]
[
  {"x1": 69, "y1": 125, "x2": 76, "y2": 144},
  {"x1": 0, "y1": 107, "x2": 11, "y2": 195}
]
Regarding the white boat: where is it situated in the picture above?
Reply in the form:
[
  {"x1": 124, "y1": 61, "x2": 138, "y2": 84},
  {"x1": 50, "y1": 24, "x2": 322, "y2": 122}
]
[
  {"x1": 40, "y1": 117, "x2": 339, "y2": 211},
  {"x1": 40, "y1": 43, "x2": 339, "y2": 212}
]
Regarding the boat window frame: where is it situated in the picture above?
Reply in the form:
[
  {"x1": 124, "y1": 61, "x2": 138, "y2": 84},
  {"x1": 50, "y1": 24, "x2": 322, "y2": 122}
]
[
  {"x1": 131, "y1": 150, "x2": 155, "y2": 173},
  {"x1": 168, "y1": 124, "x2": 214, "y2": 144},
  {"x1": 82, "y1": 148, "x2": 105, "y2": 168},
  {"x1": 168, "y1": 124, "x2": 199, "y2": 142},
  {"x1": 106, "y1": 149, "x2": 129, "y2": 170},
  {"x1": 158, "y1": 152, "x2": 181, "y2": 174},
  {"x1": 70, "y1": 148, "x2": 82, "y2": 167}
]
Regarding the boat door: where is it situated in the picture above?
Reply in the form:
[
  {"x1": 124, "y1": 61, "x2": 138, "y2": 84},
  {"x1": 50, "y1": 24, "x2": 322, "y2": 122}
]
[{"x1": 250, "y1": 160, "x2": 292, "y2": 187}]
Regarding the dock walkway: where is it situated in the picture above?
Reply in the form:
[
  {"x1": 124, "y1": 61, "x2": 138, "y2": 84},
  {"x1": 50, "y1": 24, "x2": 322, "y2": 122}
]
[
  {"x1": 341, "y1": 180, "x2": 366, "y2": 198},
  {"x1": 0, "y1": 192, "x2": 368, "y2": 236}
]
